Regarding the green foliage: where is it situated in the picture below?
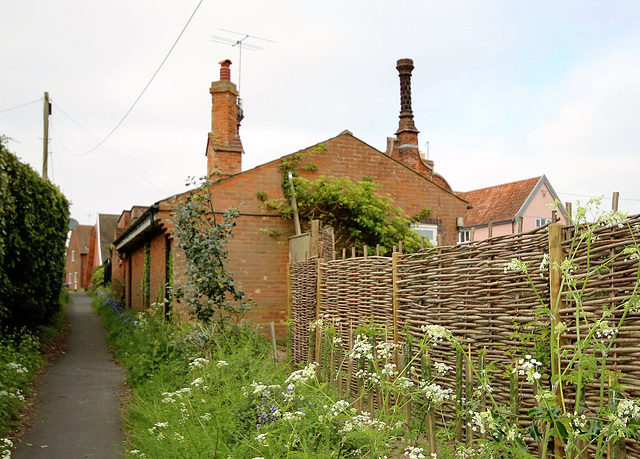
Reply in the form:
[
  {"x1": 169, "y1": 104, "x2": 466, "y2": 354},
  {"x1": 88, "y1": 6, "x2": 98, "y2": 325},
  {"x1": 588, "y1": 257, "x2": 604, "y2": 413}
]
[
  {"x1": 256, "y1": 191, "x2": 268, "y2": 201},
  {"x1": 271, "y1": 175, "x2": 422, "y2": 254},
  {"x1": 141, "y1": 241, "x2": 150, "y2": 309},
  {"x1": 171, "y1": 180, "x2": 251, "y2": 324},
  {"x1": 412, "y1": 208, "x2": 432, "y2": 222},
  {"x1": 0, "y1": 330, "x2": 44, "y2": 438},
  {"x1": 90, "y1": 266, "x2": 105, "y2": 292},
  {"x1": 93, "y1": 292, "x2": 281, "y2": 458},
  {"x1": 0, "y1": 136, "x2": 70, "y2": 331}
]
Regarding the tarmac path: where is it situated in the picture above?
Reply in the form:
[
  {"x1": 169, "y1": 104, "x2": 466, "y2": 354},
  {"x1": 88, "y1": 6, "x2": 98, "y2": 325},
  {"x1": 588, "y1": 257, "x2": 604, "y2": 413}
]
[{"x1": 13, "y1": 292, "x2": 126, "y2": 458}]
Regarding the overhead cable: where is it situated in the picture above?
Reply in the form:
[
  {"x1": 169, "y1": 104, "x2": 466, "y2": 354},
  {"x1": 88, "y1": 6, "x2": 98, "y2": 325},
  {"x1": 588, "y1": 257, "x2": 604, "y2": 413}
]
[
  {"x1": 0, "y1": 98, "x2": 42, "y2": 114},
  {"x1": 73, "y1": 0, "x2": 205, "y2": 156}
]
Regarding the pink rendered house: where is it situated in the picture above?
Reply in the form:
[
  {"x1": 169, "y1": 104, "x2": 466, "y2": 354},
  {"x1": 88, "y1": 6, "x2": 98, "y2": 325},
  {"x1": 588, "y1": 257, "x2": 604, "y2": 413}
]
[{"x1": 456, "y1": 175, "x2": 569, "y2": 243}]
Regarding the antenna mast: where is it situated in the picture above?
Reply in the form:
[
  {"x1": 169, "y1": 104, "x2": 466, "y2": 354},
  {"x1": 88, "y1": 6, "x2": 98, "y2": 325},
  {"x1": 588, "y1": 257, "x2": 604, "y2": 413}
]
[{"x1": 210, "y1": 29, "x2": 275, "y2": 92}]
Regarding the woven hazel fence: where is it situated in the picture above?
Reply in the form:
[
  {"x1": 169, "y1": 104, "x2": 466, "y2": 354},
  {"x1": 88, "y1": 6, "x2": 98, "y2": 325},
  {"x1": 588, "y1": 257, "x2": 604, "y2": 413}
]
[{"x1": 289, "y1": 216, "x2": 640, "y2": 456}]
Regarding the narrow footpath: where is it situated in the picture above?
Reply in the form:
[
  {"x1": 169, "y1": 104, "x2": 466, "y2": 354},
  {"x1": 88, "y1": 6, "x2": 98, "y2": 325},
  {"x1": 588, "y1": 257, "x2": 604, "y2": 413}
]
[{"x1": 13, "y1": 292, "x2": 125, "y2": 458}]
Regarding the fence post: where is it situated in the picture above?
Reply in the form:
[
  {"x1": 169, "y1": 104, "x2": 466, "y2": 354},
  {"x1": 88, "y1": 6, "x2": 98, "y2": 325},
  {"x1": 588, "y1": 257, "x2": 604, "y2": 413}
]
[
  {"x1": 393, "y1": 251, "x2": 400, "y2": 365},
  {"x1": 549, "y1": 223, "x2": 566, "y2": 458},
  {"x1": 315, "y1": 258, "x2": 324, "y2": 363}
]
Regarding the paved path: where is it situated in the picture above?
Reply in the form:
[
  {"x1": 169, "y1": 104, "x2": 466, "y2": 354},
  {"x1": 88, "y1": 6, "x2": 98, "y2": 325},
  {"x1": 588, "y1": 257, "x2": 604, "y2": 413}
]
[{"x1": 14, "y1": 292, "x2": 125, "y2": 458}]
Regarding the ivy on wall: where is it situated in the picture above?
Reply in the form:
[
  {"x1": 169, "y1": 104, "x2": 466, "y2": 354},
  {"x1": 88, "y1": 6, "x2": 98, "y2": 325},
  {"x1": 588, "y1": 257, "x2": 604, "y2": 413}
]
[{"x1": 142, "y1": 240, "x2": 150, "y2": 309}]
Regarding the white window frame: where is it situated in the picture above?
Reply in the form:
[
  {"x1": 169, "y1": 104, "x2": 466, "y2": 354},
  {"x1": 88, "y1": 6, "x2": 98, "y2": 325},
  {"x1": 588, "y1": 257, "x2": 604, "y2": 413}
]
[
  {"x1": 458, "y1": 229, "x2": 471, "y2": 244},
  {"x1": 535, "y1": 218, "x2": 552, "y2": 228},
  {"x1": 412, "y1": 224, "x2": 438, "y2": 246},
  {"x1": 71, "y1": 250, "x2": 75, "y2": 262}
]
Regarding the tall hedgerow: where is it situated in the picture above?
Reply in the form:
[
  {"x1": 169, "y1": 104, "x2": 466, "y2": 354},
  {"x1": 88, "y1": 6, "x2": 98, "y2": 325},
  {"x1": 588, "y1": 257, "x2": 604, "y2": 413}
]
[{"x1": 0, "y1": 136, "x2": 70, "y2": 331}]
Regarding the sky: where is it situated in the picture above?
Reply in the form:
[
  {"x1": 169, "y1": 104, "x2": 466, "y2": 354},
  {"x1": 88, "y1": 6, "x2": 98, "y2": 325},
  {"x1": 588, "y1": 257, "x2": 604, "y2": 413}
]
[{"x1": 2, "y1": 0, "x2": 640, "y2": 227}]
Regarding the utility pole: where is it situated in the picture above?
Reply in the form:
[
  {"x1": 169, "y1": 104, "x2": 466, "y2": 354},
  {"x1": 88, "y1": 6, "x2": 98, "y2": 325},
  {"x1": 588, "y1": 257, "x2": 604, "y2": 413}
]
[{"x1": 43, "y1": 91, "x2": 51, "y2": 179}]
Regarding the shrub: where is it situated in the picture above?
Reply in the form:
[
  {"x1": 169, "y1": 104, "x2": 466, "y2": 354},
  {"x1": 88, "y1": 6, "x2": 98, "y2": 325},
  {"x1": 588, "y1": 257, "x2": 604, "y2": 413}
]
[{"x1": 0, "y1": 136, "x2": 70, "y2": 331}]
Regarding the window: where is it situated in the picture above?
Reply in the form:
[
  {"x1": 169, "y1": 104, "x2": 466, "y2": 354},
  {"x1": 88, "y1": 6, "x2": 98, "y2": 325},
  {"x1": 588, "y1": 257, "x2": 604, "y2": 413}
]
[
  {"x1": 458, "y1": 230, "x2": 471, "y2": 244},
  {"x1": 412, "y1": 224, "x2": 438, "y2": 246},
  {"x1": 73, "y1": 272, "x2": 77, "y2": 283},
  {"x1": 535, "y1": 218, "x2": 552, "y2": 228},
  {"x1": 71, "y1": 250, "x2": 75, "y2": 262},
  {"x1": 68, "y1": 273, "x2": 72, "y2": 284}
]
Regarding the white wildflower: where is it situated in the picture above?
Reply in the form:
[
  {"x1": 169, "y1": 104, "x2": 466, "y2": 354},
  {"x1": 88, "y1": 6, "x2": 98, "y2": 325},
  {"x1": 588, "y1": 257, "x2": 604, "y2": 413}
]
[
  {"x1": 188, "y1": 357, "x2": 210, "y2": 369},
  {"x1": 376, "y1": 341, "x2": 397, "y2": 359},
  {"x1": 7, "y1": 362, "x2": 28, "y2": 374},
  {"x1": 255, "y1": 433, "x2": 268, "y2": 446},
  {"x1": 404, "y1": 446, "x2": 426, "y2": 459},
  {"x1": 420, "y1": 324, "x2": 452, "y2": 346},
  {"x1": 595, "y1": 320, "x2": 616, "y2": 343},
  {"x1": 433, "y1": 361, "x2": 452, "y2": 375},
  {"x1": 349, "y1": 334, "x2": 374, "y2": 360},
  {"x1": 623, "y1": 246, "x2": 639, "y2": 261},
  {"x1": 503, "y1": 258, "x2": 527, "y2": 274},
  {"x1": 420, "y1": 382, "x2": 454, "y2": 407},
  {"x1": 382, "y1": 363, "x2": 397, "y2": 377},
  {"x1": 514, "y1": 354, "x2": 543, "y2": 384},
  {"x1": 285, "y1": 362, "x2": 318, "y2": 385},
  {"x1": 396, "y1": 377, "x2": 414, "y2": 390}
]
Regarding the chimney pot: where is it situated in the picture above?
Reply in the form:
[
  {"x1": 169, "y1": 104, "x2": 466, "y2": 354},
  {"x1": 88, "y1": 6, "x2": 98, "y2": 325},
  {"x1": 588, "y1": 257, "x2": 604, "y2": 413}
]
[{"x1": 219, "y1": 59, "x2": 232, "y2": 81}]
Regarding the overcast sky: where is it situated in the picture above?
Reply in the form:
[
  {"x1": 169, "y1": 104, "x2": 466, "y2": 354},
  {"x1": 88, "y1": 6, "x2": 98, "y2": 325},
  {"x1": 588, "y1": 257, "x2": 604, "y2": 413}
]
[{"x1": 2, "y1": 0, "x2": 640, "y2": 226}]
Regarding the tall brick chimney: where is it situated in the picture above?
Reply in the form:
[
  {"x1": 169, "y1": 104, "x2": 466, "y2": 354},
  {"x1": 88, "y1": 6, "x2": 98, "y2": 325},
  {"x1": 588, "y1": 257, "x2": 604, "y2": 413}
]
[
  {"x1": 388, "y1": 59, "x2": 433, "y2": 179},
  {"x1": 206, "y1": 59, "x2": 244, "y2": 178}
]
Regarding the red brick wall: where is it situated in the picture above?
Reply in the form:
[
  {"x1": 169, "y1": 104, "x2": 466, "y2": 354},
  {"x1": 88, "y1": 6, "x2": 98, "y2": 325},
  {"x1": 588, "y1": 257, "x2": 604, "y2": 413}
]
[
  {"x1": 120, "y1": 131, "x2": 468, "y2": 335},
  {"x1": 149, "y1": 234, "x2": 167, "y2": 306},
  {"x1": 130, "y1": 245, "x2": 145, "y2": 311}
]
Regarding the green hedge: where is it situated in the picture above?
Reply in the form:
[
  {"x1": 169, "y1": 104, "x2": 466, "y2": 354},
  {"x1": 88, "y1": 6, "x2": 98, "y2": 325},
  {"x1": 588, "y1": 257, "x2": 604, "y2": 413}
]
[{"x1": 0, "y1": 137, "x2": 70, "y2": 331}]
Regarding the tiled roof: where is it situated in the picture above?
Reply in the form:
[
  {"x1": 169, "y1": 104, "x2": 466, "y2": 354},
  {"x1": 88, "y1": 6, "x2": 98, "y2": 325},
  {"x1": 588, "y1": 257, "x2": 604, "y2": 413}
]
[
  {"x1": 98, "y1": 214, "x2": 119, "y2": 263},
  {"x1": 457, "y1": 177, "x2": 541, "y2": 227},
  {"x1": 76, "y1": 225, "x2": 93, "y2": 254}
]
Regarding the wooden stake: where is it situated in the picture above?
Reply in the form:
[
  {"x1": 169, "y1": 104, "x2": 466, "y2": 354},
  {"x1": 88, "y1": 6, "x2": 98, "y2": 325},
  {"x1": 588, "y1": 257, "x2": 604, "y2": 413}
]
[
  {"x1": 270, "y1": 322, "x2": 278, "y2": 365},
  {"x1": 549, "y1": 223, "x2": 566, "y2": 458}
]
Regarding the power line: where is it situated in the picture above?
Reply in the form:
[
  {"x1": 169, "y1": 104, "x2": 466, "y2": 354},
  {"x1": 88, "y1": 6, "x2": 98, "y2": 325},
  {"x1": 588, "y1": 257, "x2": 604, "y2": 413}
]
[
  {"x1": 75, "y1": 0, "x2": 205, "y2": 156},
  {"x1": 50, "y1": 106, "x2": 174, "y2": 195},
  {"x1": 0, "y1": 98, "x2": 42, "y2": 114}
]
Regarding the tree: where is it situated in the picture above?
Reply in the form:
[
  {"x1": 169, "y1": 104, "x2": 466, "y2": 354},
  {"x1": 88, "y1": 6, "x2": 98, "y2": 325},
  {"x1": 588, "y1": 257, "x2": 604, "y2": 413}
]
[{"x1": 171, "y1": 180, "x2": 251, "y2": 324}]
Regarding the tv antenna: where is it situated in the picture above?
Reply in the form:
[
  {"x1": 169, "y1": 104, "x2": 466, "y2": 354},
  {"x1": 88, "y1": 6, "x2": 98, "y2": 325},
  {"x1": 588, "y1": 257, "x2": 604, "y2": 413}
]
[{"x1": 210, "y1": 28, "x2": 275, "y2": 92}]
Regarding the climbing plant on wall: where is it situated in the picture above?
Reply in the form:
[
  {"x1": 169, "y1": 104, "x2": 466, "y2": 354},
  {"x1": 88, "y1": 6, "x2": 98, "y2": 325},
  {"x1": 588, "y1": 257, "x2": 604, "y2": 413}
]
[{"x1": 265, "y1": 147, "x2": 424, "y2": 255}]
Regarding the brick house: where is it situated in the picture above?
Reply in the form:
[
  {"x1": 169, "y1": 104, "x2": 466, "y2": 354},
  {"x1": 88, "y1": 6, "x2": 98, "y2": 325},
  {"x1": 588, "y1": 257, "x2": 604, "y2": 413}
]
[
  {"x1": 111, "y1": 58, "x2": 469, "y2": 332},
  {"x1": 65, "y1": 214, "x2": 119, "y2": 290},
  {"x1": 456, "y1": 175, "x2": 569, "y2": 242},
  {"x1": 64, "y1": 225, "x2": 92, "y2": 290}
]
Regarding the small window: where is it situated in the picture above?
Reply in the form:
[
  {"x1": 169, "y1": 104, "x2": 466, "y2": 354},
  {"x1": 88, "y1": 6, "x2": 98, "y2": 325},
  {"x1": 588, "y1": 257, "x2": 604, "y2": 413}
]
[
  {"x1": 68, "y1": 273, "x2": 72, "y2": 284},
  {"x1": 535, "y1": 218, "x2": 552, "y2": 228},
  {"x1": 458, "y1": 230, "x2": 471, "y2": 244},
  {"x1": 71, "y1": 250, "x2": 75, "y2": 262},
  {"x1": 73, "y1": 272, "x2": 77, "y2": 283},
  {"x1": 413, "y1": 224, "x2": 438, "y2": 246}
]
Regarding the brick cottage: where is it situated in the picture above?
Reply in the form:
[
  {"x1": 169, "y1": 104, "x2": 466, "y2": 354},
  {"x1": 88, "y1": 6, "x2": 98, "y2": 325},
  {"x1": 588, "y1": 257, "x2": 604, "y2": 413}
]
[{"x1": 111, "y1": 59, "x2": 469, "y2": 334}]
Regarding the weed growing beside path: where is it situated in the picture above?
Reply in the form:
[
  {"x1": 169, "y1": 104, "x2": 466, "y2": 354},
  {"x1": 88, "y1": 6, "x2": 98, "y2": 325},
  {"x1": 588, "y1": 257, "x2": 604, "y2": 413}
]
[{"x1": 0, "y1": 289, "x2": 70, "y2": 457}]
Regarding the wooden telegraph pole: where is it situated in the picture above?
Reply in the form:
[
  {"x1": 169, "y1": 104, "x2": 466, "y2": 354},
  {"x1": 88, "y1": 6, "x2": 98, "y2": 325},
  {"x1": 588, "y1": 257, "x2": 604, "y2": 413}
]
[{"x1": 43, "y1": 92, "x2": 51, "y2": 179}]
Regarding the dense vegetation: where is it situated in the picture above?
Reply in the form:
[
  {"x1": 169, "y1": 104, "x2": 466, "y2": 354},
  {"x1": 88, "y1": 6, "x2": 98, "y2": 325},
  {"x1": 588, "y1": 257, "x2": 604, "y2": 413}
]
[{"x1": 0, "y1": 136, "x2": 70, "y2": 331}]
